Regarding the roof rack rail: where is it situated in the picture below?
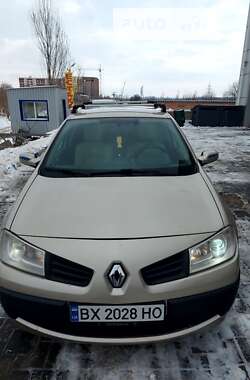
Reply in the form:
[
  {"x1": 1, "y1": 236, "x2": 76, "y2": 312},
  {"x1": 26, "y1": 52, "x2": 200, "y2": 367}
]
[
  {"x1": 154, "y1": 103, "x2": 167, "y2": 113},
  {"x1": 71, "y1": 101, "x2": 93, "y2": 114},
  {"x1": 71, "y1": 104, "x2": 85, "y2": 114}
]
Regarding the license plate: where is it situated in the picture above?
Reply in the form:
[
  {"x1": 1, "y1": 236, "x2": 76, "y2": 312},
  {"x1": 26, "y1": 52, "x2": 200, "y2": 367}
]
[{"x1": 70, "y1": 303, "x2": 166, "y2": 323}]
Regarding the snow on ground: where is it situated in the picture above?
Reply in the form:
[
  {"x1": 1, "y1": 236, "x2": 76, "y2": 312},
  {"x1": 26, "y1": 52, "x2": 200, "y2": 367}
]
[
  {"x1": 0, "y1": 134, "x2": 51, "y2": 179},
  {"x1": 0, "y1": 126, "x2": 249, "y2": 379},
  {"x1": 0, "y1": 115, "x2": 11, "y2": 132},
  {"x1": 0, "y1": 134, "x2": 52, "y2": 219},
  {"x1": 183, "y1": 124, "x2": 250, "y2": 185}
]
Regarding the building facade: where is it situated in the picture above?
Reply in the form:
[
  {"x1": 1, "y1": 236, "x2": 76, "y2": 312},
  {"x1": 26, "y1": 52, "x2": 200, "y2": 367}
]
[
  {"x1": 237, "y1": 4, "x2": 250, "y2": 106},
  {"x1": 19, "y1": 77, "x2": 64, "y2": 88},
  {"x1": 19, "y1": 76, "x2": 99, "y2": 99},
  {"x1": 75, "y1": 77, "x2": 99, "y2": 99}
]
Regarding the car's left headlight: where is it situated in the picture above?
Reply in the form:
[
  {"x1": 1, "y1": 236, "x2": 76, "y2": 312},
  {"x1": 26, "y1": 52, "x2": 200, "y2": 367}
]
[
  {"x1": 0, "y1": 230, "x2": 45, "y2": 276},
  {"x1": 189, "y1": 226, "x2": 237, "y2": 274}
]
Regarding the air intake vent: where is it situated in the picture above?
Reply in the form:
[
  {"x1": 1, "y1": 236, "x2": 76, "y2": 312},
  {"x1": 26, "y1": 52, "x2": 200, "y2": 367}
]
[
  {"x1": 141, "y1": 250, "x2": 189, "y2": 285},
  {"x1": 45, "y1": 253, "x2": 94, "y2": 287}
]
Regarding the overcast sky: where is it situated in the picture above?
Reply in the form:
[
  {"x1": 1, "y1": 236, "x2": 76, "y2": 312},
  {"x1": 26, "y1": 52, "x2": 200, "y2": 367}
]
[{"x1": 0, "y1": 0, "x2": 249, "y2": 97}]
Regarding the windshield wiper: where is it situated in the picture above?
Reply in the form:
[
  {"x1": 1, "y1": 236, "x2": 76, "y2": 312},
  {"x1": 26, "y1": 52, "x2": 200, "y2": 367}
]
[
  {"x1": 42, "y1": 167, "x2": 174, "y2": 177},
  {"x1": 42, "y1": 167, "x2": 194, "y2": 177},
  {"x1": 87, "y1": 168, "x2": 176, "y2": 176},
  {"x1": 43, "y1": 168, "x2": 94, "y2": 177}
]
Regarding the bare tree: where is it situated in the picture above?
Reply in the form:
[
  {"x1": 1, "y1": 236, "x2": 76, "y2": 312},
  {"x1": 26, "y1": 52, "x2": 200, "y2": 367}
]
[
  {"x1": 0, "y1": 83, "x2": 12, "y2": 116},
  {"x1": 31, "y1": 0, "x2": 70, "y2": 83},
  {"x1": 223, "y1": 81, "x2": 239, "y2": 100},
  {"x1": 75, "y1": 65, "x2": 83, "y2": 94}
]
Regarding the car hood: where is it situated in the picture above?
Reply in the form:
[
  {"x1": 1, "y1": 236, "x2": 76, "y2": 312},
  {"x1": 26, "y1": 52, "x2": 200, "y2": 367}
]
[{"x1": 11, "y1": 174, "x2": 223, "y2": 239}]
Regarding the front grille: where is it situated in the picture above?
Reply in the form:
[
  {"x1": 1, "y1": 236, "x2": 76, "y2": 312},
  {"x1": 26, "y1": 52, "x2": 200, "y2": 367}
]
[
  {"x1": 45, "y1": 253, "x2": 94, "y2": 287},
  {"x1": 141, "y1": 250, "x2": 189, "y2": 285},
  {"x1": 1, "y1": 278, "x2": 239, "y2": 338}
]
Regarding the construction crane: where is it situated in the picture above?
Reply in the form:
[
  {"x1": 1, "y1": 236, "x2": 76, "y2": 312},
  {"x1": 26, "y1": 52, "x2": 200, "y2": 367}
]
[{"x1": 81, "y1": 65, "x2": 103, "y2": 97}]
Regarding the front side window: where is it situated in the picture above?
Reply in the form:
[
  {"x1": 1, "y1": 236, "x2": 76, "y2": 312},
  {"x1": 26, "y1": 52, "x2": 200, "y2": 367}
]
[
  {"x1": 40, "y1": 117, "x2": 197, "y2": 177},
  {"x1": 20, "y1": 100, "x2": 48, "y2": 121}
]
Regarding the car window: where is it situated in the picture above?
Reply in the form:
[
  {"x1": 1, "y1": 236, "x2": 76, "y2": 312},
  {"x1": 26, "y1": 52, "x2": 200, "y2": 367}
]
[{"x1": 40, "y1": 117, "x2": 197, "y2": 177}]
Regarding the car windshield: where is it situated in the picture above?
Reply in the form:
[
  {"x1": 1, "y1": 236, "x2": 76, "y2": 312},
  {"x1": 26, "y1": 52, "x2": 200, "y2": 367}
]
[{"x1": 40, "y1": 117, "x2": 197, "y2": 177}]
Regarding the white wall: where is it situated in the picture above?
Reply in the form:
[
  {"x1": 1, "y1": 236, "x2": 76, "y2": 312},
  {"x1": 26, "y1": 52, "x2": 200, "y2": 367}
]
[{"x1": 237, "y1": 4, "x2": 250, "y2": 105}]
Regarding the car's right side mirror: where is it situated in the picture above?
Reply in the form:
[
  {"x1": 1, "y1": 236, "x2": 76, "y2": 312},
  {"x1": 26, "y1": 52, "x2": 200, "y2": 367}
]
[{"x1": 198, "y1": 151, "x2": 219, "y2": 166}]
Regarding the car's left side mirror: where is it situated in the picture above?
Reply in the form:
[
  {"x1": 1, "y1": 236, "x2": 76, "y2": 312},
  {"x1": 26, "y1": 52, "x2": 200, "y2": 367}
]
[
  {"x1": 19, "y1": 153, "x2": 41, "y2": 168},
  {"x1": 19, "y1": 146, "x2": 47, "y2": 168},
  {"x1": 198, "y1": 151, "x2": 219, "y2": 166}
]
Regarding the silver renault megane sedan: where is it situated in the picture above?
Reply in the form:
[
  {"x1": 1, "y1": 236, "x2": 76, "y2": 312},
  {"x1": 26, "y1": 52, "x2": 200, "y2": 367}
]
[{"x1": 0, "y1": 107, "x2": 239, "y2": 344}]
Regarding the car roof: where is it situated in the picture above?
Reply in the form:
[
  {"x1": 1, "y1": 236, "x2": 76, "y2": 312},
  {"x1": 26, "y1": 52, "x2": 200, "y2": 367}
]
[{"x1": 67, "y1": 106, "x2": 172, "y2": 120}]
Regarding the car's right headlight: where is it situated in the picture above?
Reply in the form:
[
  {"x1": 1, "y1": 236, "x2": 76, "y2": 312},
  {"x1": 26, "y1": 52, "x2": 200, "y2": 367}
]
[
  {"x1": 0, "y1": 230, "x2": 45, "y2": 276},
  {"x1": 189, "y1": 226, "x2": 237, "y2": 274}
]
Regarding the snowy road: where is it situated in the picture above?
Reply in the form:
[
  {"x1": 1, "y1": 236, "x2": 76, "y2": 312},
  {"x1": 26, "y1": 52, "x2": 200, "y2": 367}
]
[{"x1": 0, "y1": 126, "x2": 249, "y2": 380}]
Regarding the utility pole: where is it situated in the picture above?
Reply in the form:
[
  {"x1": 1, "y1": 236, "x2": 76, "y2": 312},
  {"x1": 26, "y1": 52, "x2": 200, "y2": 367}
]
[
  {"x1": 120, "y1": 81, "x2": 126, "y2": 99},
  {"x1": 99, "y1": 65, "x2": 102, "y2": 97},
  {"x1": 140, "y1": 85, "x2": 144, "y2": 98}
]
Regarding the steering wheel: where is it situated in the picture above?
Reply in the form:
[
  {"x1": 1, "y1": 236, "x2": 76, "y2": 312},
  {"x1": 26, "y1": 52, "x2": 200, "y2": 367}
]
[{"x1": 130, "y1": 143, "x2": 169, "y2": 160}]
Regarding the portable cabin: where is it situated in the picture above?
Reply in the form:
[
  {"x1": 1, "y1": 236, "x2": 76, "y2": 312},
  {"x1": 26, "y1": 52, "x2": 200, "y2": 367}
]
[{"x1": 7, "y1": 86, "x2": 69, "y2": 136}]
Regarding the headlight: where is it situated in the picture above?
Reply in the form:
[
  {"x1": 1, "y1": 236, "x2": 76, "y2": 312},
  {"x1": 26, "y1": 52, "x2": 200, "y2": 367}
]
[
  {"x1": 189, "y1": 226, "x2": 237, "y2": 274},
  {"x1": 0, "y1": 230, "x2": 45, "y2": 276}
]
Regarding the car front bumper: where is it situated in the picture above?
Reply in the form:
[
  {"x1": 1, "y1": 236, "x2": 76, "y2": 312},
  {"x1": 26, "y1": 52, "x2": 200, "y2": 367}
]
[{"x1": 0, "y1": 277, "x2": 239, "y2": 344}]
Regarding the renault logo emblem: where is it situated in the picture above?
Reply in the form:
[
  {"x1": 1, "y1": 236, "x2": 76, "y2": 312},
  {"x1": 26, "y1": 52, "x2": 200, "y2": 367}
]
[{"x1": 107, "y1": 263, "x2": 127, "y2": 288}]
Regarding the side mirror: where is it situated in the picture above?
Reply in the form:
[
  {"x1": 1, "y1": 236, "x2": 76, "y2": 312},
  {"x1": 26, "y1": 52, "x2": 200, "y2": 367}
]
[
  {"x1": 19, "y1": 153, "x2": 41, "y2": 168},
  {"x1": 19, "y1": 146, "x2": 47, "y2": 168},
  {"x1": 198, "y1": 151, "x2": 219, "y2": 166}
]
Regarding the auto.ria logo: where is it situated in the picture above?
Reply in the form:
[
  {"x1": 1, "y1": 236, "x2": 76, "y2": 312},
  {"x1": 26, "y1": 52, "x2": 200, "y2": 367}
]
[{"x1": 108, "y1": 263, "x2": 127, "y2": 288}]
